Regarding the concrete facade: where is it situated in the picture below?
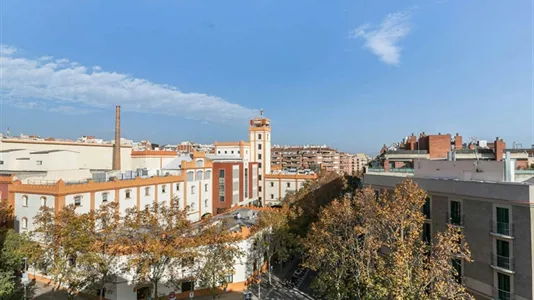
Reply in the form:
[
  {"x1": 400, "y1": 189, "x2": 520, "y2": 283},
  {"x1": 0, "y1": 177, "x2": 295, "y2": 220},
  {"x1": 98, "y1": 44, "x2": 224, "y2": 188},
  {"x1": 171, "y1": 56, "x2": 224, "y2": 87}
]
[{"x1": 364, "y1": 171, "x2": 534, "y2": 300}]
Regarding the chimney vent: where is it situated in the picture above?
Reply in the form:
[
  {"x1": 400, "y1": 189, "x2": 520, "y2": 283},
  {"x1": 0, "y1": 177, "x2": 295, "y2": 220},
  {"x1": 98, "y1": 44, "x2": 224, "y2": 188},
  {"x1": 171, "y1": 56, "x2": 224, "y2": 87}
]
[{"x1": 112, "y1": 106, "x2": 121, "y2": 170}]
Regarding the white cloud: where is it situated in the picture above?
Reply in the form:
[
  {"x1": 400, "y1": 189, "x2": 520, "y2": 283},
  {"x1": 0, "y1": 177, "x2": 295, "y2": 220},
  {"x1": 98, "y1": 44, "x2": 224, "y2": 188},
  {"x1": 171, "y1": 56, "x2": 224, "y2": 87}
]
[
  {"x1": 0, "y1": 45, "x2": 17, "y2": 55},
  {"x1": 349, "y1": 10, "x2": 412, "y2": 65},
  {"x1": 0, "y1": 45, "x2": 258, "y2": 122}
]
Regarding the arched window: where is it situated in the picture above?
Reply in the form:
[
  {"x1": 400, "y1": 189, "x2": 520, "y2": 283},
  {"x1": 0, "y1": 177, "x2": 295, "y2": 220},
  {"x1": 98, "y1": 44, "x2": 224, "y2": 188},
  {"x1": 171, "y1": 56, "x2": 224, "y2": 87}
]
[
  {"x1": 21, "y1": 217, "x2": 28, "y2": 230},
  {"x1": 204, "y1": 199, "x2": 208, "y2": 209},
  {"x1": 22, "y1": 195, "x2": 28, "y2": 207},
  {"x1": 191, "y1": 186, "x2": 196, "y2": 195},
  {"x1": 196, "y1": 159, "x2": 204, "y2": 167},
  {"x1": 40, "y1": 196, "x2": 47, "y2": 207},
  {"x1": 187, "y1": 172, "x2": 194, "y2": 181},
  {"x1": 196, "y1": 170, "x2": 203, "y2": 181},
  {"x1": 205, "y1": 170, "x2": 212, "y2": 180}
]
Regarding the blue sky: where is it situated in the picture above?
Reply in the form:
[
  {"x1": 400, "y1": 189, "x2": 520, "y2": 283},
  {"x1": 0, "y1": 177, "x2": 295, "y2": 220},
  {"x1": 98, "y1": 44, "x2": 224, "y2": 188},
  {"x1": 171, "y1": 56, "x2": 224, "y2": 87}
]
[{"x1": 0, "y1": 0, "x2": 532, "y2": 154}]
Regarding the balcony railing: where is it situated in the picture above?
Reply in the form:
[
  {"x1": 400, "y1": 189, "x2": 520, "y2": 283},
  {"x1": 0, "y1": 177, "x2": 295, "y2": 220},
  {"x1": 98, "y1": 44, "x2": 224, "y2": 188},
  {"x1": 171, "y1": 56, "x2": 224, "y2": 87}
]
[
  {"x1": 446, "y1": 213, "x2": 465, "y2": 226},
  {"x1": 367, "y1": 168, "x2": 414, "y2": 173},
  {"x1": 492, "y1": 287, "x2": 512, "y2": 300},
  {"x1": 491, "y1": 253, "x2": 514, "y2": 272},
  {"x1": 491, "y1": 221, "x2": 514, "y2": 238}
]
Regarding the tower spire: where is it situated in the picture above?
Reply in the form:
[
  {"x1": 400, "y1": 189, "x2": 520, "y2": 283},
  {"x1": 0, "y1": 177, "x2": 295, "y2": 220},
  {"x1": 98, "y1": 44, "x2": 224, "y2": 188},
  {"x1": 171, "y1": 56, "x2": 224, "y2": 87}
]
[{"x1": 260, "y1": 108, "x2": 264, "y2": 117}]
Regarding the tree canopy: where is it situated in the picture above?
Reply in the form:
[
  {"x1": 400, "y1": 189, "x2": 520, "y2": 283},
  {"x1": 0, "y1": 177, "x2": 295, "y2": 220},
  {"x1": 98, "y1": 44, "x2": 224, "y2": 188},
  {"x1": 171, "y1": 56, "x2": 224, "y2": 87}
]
[{"x1": 303, "y1": 180, "x2": 473, "y2": 300}]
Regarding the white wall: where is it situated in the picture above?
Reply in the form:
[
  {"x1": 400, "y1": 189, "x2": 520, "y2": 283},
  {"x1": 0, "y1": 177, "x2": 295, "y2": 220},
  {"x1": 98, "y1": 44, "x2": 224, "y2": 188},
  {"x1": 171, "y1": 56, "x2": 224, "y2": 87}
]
[
  {"x1": 265, "y1": 177, "x2": 307, "y2": 203},
  {"x1": 65, "y1": 192, "x2": 91, "y2": 214},
  {"x1": 0, "y1": 140, "x2": 132, "y2": 170},
  {"x1": 14, "y1": 193, "x2": 55, "y2": 233}
]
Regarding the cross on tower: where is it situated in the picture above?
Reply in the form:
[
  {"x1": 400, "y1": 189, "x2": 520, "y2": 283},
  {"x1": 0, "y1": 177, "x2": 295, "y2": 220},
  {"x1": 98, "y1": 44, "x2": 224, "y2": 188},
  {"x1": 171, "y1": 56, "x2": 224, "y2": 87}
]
[{"x1": 260, "y1": 108, "x2": 264, "y2": 117}]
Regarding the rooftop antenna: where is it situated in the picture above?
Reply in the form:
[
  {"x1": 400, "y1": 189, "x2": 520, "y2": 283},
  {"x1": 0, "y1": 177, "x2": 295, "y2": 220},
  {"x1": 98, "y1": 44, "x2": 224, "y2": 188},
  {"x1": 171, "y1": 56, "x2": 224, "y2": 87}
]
[{"x1": 260, "y1": 108, "x2": 264, "y2": 117}]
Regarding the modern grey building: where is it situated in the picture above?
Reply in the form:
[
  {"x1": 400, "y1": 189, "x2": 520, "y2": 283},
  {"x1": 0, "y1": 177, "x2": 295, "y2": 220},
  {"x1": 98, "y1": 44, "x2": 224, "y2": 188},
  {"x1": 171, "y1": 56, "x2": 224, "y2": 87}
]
[{"x1": 364, "y1": 155, "x2": 534, "y2": 300}]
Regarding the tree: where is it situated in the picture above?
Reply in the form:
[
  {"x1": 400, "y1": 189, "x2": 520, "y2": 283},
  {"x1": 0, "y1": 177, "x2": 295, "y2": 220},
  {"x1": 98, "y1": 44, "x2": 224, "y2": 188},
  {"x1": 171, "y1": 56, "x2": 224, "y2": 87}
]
[
  {"x1": 122, "y1": 197, "x2": 192, "y2": 298},
  {"x1": 303, "y1": 180, "x2": 473, "y2": 300},
  {"x1": 194, "y1": 220, "x2": 244, "y2": 299},
  {"x1": 84, "y1": 202, "x2": 123, "y2": 300},
  {"x1": 256, "y1": 206, "x2": 293, "y2": 285},
  {"x1": 32, "y1": 205, "x2": 93, "y2": 299}
]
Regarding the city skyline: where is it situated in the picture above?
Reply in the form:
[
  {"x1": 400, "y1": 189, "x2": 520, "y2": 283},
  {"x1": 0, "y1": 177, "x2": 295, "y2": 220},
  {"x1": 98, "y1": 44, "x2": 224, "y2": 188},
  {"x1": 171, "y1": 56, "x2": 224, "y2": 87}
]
[{"x1": 1, "y1": 0, "x2": 532, "y2": 154}]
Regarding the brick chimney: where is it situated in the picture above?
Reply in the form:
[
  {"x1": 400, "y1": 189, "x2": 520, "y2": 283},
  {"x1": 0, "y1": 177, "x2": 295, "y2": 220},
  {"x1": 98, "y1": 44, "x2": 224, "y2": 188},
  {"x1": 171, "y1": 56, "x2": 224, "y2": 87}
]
[
  {"x1": 112, "y1": 106, "x2": 121, "y2": 170},
  {"x1": 380, "y1": 144, "x2": 388, "y2": 155},
  {"x1": 383, "y1": 159, "x2": 390, "y2": 172},
  {"x1": 494, "y1": 137, "x2": 506, "y2": 161},
  {"x1": 454, "y1": 133, "x2": 463, "y2": 150}
]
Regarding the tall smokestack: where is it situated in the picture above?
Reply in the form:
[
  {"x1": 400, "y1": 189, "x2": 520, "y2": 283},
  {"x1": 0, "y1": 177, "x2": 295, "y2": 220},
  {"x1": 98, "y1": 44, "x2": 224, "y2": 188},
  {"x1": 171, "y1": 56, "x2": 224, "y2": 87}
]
[{"x1": 112, "y1": 106, "x2": 121, "y2": 170}]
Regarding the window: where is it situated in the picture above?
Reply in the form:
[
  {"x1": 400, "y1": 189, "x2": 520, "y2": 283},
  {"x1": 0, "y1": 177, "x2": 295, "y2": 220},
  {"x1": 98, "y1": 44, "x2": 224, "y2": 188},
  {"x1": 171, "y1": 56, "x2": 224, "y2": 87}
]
[
  {"x1": 422, "y1": 223, "x2": 431, "y2": 245},
  {"x1": 40, "y1": 196, "x2": 47, "y2": 207},
  {"x1": 449, "y1": 200, "x2": 462, "y2": 226},
  {"x1": 422, "y1": 197, "x2": 431, "y2": 219},
  {"x1": 259, "y1": 186, "x2": 262, "y2": 192},
  {"x1": 191, "y1": 186, "x2": 196, "y2": 194},
  {"x1": 452, "y1": 259, "x2": 462, "y2": 284},
  {"x1": 204, "y1": 199, "x2": 208, "y2": 209},
  {"x1": 181, "y1": 281, "x2": 194, "y2": 292},
  {"x1": 496, "y1": 240, "x2": 511, "y2": 270},
  {"x1": 176, "y1": 183, "x2": 180, "y2": 191},
  {"x1": 244, "y1": 168, "x2": 248, "y2": 198},
  {"x1": 102, "y1": 192, "x2": 108, "y2": 202},
  {"x1": 36, "y1": 160, "x2": 43, "y2": 165},
  {"x1": 162, "y1": 185, "x2": 167, "y2": 193},
  {"x1": 497, "y1": 273, "x2": 511, "y2": 300},
  {"x1": 196, "y1": 159, "x2": 204, "y2": 167},
  {"x1": 21, "y1": 217, "x2": 28, "y2": 230},
  {"x1": 496, "y1": 207, "x2": 510, "y2": 236},
  {"x1": 196, "y1": 170, "x2": 203, "y2": 181},
  {"x1": 271, "y1": 194, "x2": 274, "y2": 199},
  {"x1": 270, "y1": 182, "x2": 274, "y2": 187},
  {"x1": 191, "y1": 201, "x2": 196, "y2": 210},
  {"x1": 225, "y1": 151, "x2": 227, "y2": 154},
  {"x1": 259, "y1": 163, "x2": 262, "y2": 169},
  {"x1": 74, "y1": 196, "x2": 82, "y2": 206},
  {"x1": 204, "y1": 184, "x2": 208, "y2": 192},
  {"x1": 219, "y1": 169, "x2": 225, "y2": 202},
  {"x1": 231, "y1": 151, "x2": 234, "y2": 154},
  {"x1": 287, "y1": 182, "x2": 291, "y2": 188},
  {"x1": 125, "y1": 190, "x2": 131, "y2": 199},
  {"x1": 22, "y1": 195, "x2": 28, "y2": 207},
  {"x1": 258, "y1": 134, "x2": 262, "y2": 140},
  {"x1": 217, "y1": 150, "x2": 221, "y2": 154},
  {"x1": 205, "y1": 170, "x2": 211, "y2": 180},
  {"x1": 258, "y1": 175, "x2": 262, "y2": 181},
  {"x1": 258, "y1": 154, "x2": 262, "y2": 160},
  {"x1": 258, "y1": 144, "x2": 262, "y2": 150},
  {"x1": 145, "y1": 187, "x2": 150, "y2": 196},
  {"x1": 224, "y1": 273, "x2": 234, "y2": 284},
  {"x1": 187, "y1": 172, "x2": 194, "y2": 181},
  {"x1": 0, "y1": 160, "x2": 3, "y2": 165}
]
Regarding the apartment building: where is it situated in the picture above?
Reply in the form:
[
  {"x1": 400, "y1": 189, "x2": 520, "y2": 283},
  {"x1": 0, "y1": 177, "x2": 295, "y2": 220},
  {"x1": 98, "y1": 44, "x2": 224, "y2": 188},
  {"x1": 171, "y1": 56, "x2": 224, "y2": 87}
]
[
  {"x1": 364, "y1": 155, "x2": 534, "y2": 300},
  {"x1": 340, "y1": 152, "x2": 369, "y2": 174},
  {"x1": 271, "y1": 145, "x2": 340, "y2": 172},
  {"x1": 377, "y1": 133, "x2": 531, "y2": 171}
]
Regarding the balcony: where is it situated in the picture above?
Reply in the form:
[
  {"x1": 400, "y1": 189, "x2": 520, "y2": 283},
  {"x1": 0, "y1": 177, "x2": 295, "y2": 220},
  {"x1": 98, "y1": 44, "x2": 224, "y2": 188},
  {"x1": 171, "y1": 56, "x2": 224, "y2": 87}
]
[
  {"x1": 446, "y1": 213, "x2": 465, "y2": 227},
  {"x1": 492, "y1": 287, "x2": 512, "y2": 300},
  {"x1": 490, "y1": 253, "x2": 514, "y2": 273},
  {"x1": 490, "y1": 221, "x2": 514, "y2": 239}
]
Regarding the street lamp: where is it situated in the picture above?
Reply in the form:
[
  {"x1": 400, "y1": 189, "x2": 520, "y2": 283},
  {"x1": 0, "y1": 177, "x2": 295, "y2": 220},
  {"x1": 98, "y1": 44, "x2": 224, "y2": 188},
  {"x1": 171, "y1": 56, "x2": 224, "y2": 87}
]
[{"x1": 21, "y1": 257, "x2": 29, "y2": 300}]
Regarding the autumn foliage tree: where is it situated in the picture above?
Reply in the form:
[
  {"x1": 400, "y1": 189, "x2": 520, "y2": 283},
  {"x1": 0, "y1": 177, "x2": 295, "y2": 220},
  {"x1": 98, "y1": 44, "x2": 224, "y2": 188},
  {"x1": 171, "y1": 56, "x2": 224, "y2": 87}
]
[
  {"x1": 33, "y1": 205, "x2": 94, "y2": 299},
  {"x1": 121, "y1": 197, "x2": 193, "y2": 298},
  {"x1": 84, "y1": 202, "x2": 123, "y2": 300},
  {"x1": 194, "y1": 220, "x2": 244, "y2": 299},
  {"x1": 303, "y1": 179, "x2": 473, "y2": 300},
  {"x1": 256, "y1": 206, "x2": 294, "y2": 284}
]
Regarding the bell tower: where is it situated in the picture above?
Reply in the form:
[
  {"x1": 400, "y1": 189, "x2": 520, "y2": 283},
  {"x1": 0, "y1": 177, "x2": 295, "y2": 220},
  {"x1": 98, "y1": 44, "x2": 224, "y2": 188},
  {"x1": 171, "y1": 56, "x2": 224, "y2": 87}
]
[{"x1": 249, "y1": 109, "x2": 271, "y2": 204}]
